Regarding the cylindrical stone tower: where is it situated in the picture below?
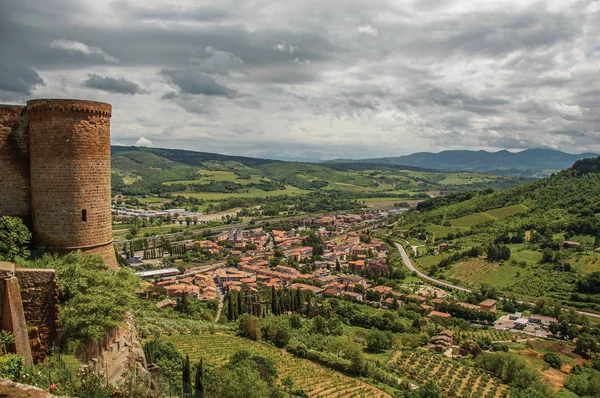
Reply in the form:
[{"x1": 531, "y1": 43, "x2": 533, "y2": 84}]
[
  {"x1": 0, "y1": 105, "x2": 31, "y2": 225},
  {"x1": 27, "y1": 99, "x2": 117, "y2": 269}
]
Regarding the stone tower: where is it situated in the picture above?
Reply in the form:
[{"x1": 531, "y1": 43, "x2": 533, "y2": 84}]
[
  {"x1": 0, "y1": 105, "x2": 31, "y2": 225},
  {"x1": 0, "y1": 99, "x2": 117, "y2": 269}
]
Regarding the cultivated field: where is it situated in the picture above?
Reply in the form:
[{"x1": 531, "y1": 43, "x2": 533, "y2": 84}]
[
  {"x1": 391, "y1": 349, "x2": 507, "y2": 398},
  {"x1": 449, "y1": 204, "x2": 528, "y2": 228},
  {"x1": 165, "y1": 333, "x2": 391, "y2": 398}
]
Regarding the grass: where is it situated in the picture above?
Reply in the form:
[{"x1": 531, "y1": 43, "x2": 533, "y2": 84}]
[
  {"x1": 486, "y1": 204, "x2": 528, "y2": 218},
  {"x1": 449, "y1": 204, "x2": 528, "y2": 228},
  {"x1": 450, "y1": 213, "x2": 496, "y2": 227}
]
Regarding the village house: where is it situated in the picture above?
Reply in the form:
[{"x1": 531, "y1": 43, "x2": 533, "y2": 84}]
[
  {"x1": 428, "y1": 310, "x2": 452, "y2": 318},
  {"x1": 479, "y1": 299, "x2": 498, "y2": 312},
  {"x1": 428, "y1": 330, "x2": 454, "y2": 352},
  {"x1": 343, "y1": 291, "x2": 363, "y2": 302}
]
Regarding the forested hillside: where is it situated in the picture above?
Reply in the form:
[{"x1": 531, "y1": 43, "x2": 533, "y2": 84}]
[{"x1": 400, "y1": 155, "x2": 600, "y2": 309}]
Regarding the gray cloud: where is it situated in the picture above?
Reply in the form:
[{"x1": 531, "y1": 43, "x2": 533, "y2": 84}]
[
  {"x1": 0, "y1": 64, "x2": 44, "y2": 94},
  {"x1": 83, "y1": 74, "x2": 148, "y2": 95},
  {"x1": 159, "y1": 69, "x2": 236, "y2": 97},
  {"x1": 0, "y1": 0, "x2": 599, "y2": 159}
]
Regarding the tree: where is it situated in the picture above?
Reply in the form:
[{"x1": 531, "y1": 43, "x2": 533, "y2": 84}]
[
  {"x1": 195, "y1": 358, "x2": 205, "y2": 398},
  {"x1": 238, "y1": 314, "x2": 261, "y2": 341},
  {"x1": 182, "y1": 355, "x2": 192, "y2": 392},
  {"x1": 543, "y1": 352, "x2": 563, "y2": 369},
  {"x1": 366, "y1": 330, "x2": 393, "y2": 352},
  {"x1": 419, "y1": 379, "x2": 442, "y2": 398},
  {"x1": 290, "y1": 314, "x2": 303, "y2": 330},
  {"x1": 575, "y1": 333, "x2": 599, "y2": 358},
  {"x1": 0, "y1": 216, "x2": 32, "y2": 261}
]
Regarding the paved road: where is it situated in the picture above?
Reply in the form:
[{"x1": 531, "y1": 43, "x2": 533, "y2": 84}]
[
  {"x1": 394, "y1": 242, "x2": 600, "y2": 319},
  {"x1": 395, "y1": 243, "x2": 471, "y2": 293}
]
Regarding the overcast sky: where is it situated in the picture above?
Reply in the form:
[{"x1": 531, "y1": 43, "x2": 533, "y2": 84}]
[{"x1": 1, "y1": 0, "x2": 599, "y2": 160}]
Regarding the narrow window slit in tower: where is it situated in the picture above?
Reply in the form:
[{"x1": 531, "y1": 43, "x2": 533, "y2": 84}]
[{"x1": 82, "y1": 209, "x2": 87, "y2": 222}]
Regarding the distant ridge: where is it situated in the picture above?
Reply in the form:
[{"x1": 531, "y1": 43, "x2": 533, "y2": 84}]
[{"x1": 326, "y1": 148, "x2": 598, "y2": 177}]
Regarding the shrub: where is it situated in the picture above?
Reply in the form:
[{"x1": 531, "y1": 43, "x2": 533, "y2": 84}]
[
  {"x1": 543, "y1": 352, "x2": 563, "y2": 369},
  {"x1": 0, "y1": 354, "x2": 24, "y2": 380}
]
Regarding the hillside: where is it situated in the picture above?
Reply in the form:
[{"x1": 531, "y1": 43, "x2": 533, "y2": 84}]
[
  {"x1": 110, "y1": 146, "x2": 530, "y2": 205},
  {"x1": 328, "y1": 148, "x2": 597, "y2": 177},
  {"x1": 398, "y1": 155, "x2": 600, "y2": 309}
]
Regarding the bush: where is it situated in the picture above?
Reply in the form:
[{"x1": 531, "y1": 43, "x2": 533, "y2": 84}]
[
  {"x1": 238, "y1": 314, "x2": 261, "y2": 341},
  {"x1": 543, "y1": 352, "x2": 563, "y2": 369},
  {"x1": 18, "y1": 252, "x2": 139, "y2": 349},
  {"x1": 0, "y1": 354, "x2": 24, "y2": 380}
]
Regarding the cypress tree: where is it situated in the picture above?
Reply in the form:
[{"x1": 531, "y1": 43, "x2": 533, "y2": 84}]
[
  {"x1": 237, "y1": 290, "x2": 243, "y2": 315},
  {"x1": 227, "y1": 294, "x2": 234, "y2": 321},
  {"x1": 182, "y1": 355, "x2": 191, "y2": 393},
  {"x1": 195, "y1": 358, "x2": 205, "y2": 398},
  {"x1": 271, "y1": 286, "x2": 278, "y2": 315}
]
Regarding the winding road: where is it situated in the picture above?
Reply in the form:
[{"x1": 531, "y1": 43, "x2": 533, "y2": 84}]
[{"x1": 394, "y1": 242, "x2": 600, "y2": 319}]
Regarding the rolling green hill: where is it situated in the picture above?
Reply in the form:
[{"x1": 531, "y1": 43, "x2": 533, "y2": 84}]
[
  {"x1": 400, "y1": 155, "x2": 600, "y2": 309},
  {"x1": 110, "y1": 146, "x2": 530, "y2": 203}
]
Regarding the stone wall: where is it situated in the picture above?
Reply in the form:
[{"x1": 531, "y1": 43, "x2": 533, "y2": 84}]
[
  {"x1": 0, "y1": 105, "x2": 31, "y2": 225},
  {"x1": 78, "y1": 313, "x2": 147, "y2": 386},
  {"x1": 15, "y1": 268, "x2": 59, "y2": 364},
  {"x1": 0, "y1": 378, "x2": 71, "y2": 397}
]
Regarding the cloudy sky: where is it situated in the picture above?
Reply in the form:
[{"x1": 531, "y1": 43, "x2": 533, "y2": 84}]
[{"x1": 1, "y1": 0, "x2": 599, "y2": 160}]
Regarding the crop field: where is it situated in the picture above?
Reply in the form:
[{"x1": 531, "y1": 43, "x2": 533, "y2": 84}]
[
  {"x1": 165, "y1": 333, "x2": 391, "y2": 398},
  {"x1": 443, "y1": 259, "x2": 529, "y2": 290},
  {"x1": 459, "y1": 329, "x2": 530, "y2": 342},
  {"x1": 450, "y1": 213, "x2": 497, "y2": 227},
  {"x1": 426, "y1": 223, "x2": 467, "y2": 240},
  {"x1": 438, "y1": 173, "x2": 507, "y2": 186},
  {"x1": 485, "y1": 204, "x2": 528, "y2": 219},
  {"x1": 174, "y1": 186, "x2": 310, "y2": 200},
  {"x1": 163, "y1": 169, "x2": 268, "y2": 186},
  {"x1": 391, "y1": 349, "x2": 507, "y2": 398},
  {"x1": 449, "y1": 204, "x2": 528, "y2": 228}
]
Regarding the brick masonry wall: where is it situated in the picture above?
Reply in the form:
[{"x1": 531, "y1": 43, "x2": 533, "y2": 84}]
[
  {"x1": 27, "y1": 99, "x2": 117, "y2": 268},
  {"x1": 0, "y1": 105, "x2": 31, "y2": 225},
  {"x1": 15, "y1": 268, "x2": 60, "y2": 364}
]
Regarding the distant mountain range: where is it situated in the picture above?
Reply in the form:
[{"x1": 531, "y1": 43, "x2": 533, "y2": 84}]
[{"x1": 326, "y1": 149, "x2": 598, "y2": 177}]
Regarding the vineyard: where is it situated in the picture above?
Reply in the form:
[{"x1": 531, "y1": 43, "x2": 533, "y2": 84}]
[
  {"x1": 459, "y1": 329, "x2": 530, "y2": 342},
  {"x1": 165, "y1": 333, "x2": 392, "y2": 398},
  {"x1": 390, "y1": 349, "x2": 507, "y2": 398}
]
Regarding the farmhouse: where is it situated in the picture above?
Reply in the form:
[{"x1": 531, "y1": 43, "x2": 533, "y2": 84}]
[{"x1": 479, "y1": 299, "x2": 497, "y2": 312}]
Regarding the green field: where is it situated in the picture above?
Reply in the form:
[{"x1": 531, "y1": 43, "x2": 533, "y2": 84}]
[
  {"x1": 163, "y1": 169, "x2": 268, "y2": 186},
  {"x1": 450, "y1": 212, "x2": 497, "y2": 227},
  {"x1": 438, "y1": 172, "x2": 506, "y2": 186},
  {"x1": 173, "y1": 186, "x2": 310, "y2": 200},
  {"x1": 449, "y1": 204, "x2": 528, "y2": 227}
]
